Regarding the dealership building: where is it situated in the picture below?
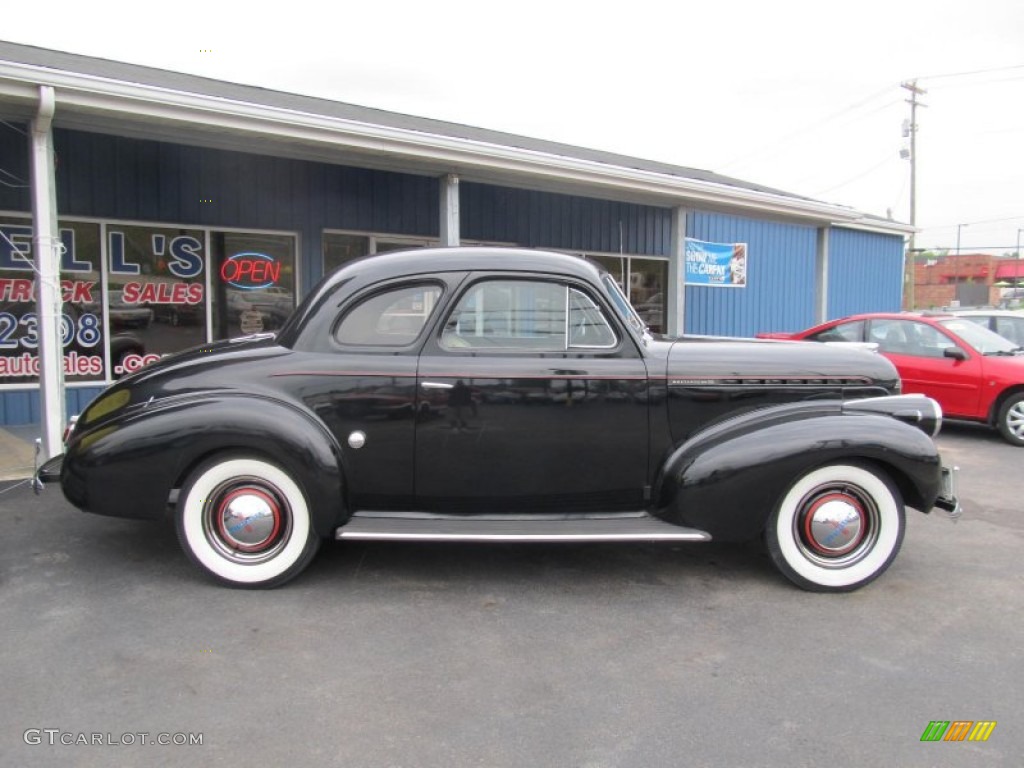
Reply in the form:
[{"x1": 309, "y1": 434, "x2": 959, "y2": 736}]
[{"x1": 0, "y1": 40, "x2": 912, "y2": 451}]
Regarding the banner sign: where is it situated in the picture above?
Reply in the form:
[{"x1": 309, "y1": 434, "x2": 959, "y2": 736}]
[{"x1": 684, "y1": 238, "x2": 747, "y2": 287}]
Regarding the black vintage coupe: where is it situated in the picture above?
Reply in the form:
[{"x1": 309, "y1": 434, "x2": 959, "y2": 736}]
[{"x1": 39, "y1": 248, "x2": 960, "y2": 591}]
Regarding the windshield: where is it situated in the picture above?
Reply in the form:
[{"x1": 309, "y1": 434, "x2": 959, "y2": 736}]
[
  {"x1": 601, "y1": 274, "x2": 650, "y2": 341},
  {"x1": 939, "y1": 318, "x2": 1021, "y2": 355}
]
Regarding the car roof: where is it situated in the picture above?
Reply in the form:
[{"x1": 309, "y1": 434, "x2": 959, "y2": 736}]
[
  {"x1": 946, "y1": 308, "x2": 1021, "y2": 317},
  {"x1": 795, "y1": 311, "x2": 955, "y2": 335},
  {"x1": 323, "y1": 246, "x2": 607, "y2": 287},
  {"x1": 826, "y1": 311, "x2": 955, "y2": 323}
]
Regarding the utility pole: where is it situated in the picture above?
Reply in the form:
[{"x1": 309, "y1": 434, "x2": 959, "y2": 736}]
[{"x1": 901, "y1": 79, "x2": 927, "y2": 308}]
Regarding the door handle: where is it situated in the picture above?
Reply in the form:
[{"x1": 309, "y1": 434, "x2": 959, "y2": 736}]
[{"x1": 421, "y1": 381, "x2": 454, "y2": 390}]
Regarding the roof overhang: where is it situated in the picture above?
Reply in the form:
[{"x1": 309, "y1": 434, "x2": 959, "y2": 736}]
[{"x1": 0, "y1": 56, "x2": 914, "y2": 237}]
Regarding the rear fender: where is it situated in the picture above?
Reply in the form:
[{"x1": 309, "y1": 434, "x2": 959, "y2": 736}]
[
  {"x1": 61, "y1": 394, "x2": 346, "y2": 538},
  {"x1": 653, "y1": 399, "x2": 943, "y2": 542}
]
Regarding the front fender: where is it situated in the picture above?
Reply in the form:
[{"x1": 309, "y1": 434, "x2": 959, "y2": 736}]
[
  {"x1": 654, "y1": 398, "x2": 943, "y2": 542},
  {"x1": 61, "y1": 394, "x2": 346, "y2": 538}
]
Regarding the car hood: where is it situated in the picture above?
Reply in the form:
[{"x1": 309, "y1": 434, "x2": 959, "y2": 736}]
[{"x1": 662, "y1": 336, "x2": 900, "y2": 389}]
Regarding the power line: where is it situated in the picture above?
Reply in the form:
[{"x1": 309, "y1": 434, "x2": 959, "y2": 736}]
[
  {"x1": 916, "y1": 64, "x2": 1024, "y2": 81},
  {"x1": 810, "y1": 152, "x2": 896, "y2": 197},
  {"x1": 928, "y1": 74, "x2": 1024, "y2": 92},
  {"x1": 717, "y1": 85, "x2": 897, "y2": 171},
  {"x1": 918, "y1": 244, "x2": 1024, "y2": 251},
  {"x1": 923, "y1": 215, "x2": 1024, "y2": 230}
]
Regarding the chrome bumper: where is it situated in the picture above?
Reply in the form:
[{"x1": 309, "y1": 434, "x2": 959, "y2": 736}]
[
  {"x1": 934, "y1": 465, "x2": 962, "y2": 520},
  {"x1": 33, "y1": 451, "x2": 64, "y2": 494}
]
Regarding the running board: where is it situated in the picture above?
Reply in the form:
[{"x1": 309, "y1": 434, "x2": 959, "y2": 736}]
[{"x1": 335, "y1": 511, "x2": 711, "y2": 542}]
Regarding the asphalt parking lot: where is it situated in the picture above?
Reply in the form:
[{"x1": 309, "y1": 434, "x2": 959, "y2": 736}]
[{"x1": 1, "y1": 421, "x2": 1020, "y2": 768}]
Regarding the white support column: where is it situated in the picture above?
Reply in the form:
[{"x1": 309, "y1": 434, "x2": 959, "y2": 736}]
[
  {"x1": 439, "y1": 173, "x2": 460, "y2": 247},
  {"x1": 667, "y1": 207, "x2": 687, "y2": 337},
  {"x1": 815, "y1": 227, "x2": 830, "y2": 324},
  {"x1": 30, "y1": 85, "x2": 65, "y2": 459}
]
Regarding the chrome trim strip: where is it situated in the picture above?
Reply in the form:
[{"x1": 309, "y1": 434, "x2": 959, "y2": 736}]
[{"x1": 336, "y1": 530, "x2": 711, "y2": 542}]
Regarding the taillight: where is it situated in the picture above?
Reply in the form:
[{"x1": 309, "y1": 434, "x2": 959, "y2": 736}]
[{"x1": 63, "y1": 415, "x2": 79, "y2": 446}]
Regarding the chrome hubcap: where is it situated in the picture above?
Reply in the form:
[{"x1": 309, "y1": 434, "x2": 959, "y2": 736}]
[
  {"x1": 794, "y1": 484, "x2": 879, "y2": 567},
  {"x1": 217, "y1": 488, "x2": 281, "y2": 552},
  {"x1": 203, "y1": 478, "x2": 291, "y2": 563},
  {"x1": 1007, "y1": 402, "x2": 1024, "y2": 439},
  {"x1": 803, "y1": 493, "x2": 865, "y2": 556}
]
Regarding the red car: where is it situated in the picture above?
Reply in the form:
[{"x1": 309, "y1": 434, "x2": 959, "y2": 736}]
[{"x1": 759, "y1": 312, "x2": 1024, "y2": 446}]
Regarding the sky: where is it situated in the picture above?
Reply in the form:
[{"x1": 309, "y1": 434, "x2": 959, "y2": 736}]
[{"x1": 4, "y1": 0, "x2": 1023, "y2": 256}]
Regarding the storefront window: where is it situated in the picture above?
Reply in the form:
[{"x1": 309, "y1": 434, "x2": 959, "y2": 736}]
[
  {"x1": 628, "y1": 258, "x2": 668, "y2": 334},
  {"x1": 211, "y1": 231, "x2": 297, "y2": 339},
  {"x1": 1, "y1": 216, "x2": 104, "y2": 384},
  {"x1": 374, "y1": 239, "x2": 427, "y2": 254},
  {"x1": 105, "y1": 223, "x2": 206, "y2": 376},
  {"x1": 323, "y1": 231, "x2": 434, "y2": 277},
  {"x1": 2, "y1": 216, "x2": 300, "y2": 385},
  {"x1": 575, "y1": 254, "x2": 667, "y2": 334},
  {"x1": 323, "y1": 233, "x2": 370, "y2": 276},
  {"x1": 589, "y1": 255, "x2": 625, "y2": 290}
]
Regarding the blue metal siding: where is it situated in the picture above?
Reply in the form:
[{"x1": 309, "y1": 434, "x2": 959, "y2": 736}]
[
  {"x1": 46, "y1": 130, "x2": 441, "y2": 290},
  {"x1": 0, "y1": 122, "x2": 30, "y2": 212},
  {"x1": 461, "y1": 182, "x2": 672, "y2": 255},
  {"x1": 828, "y1": 228, "x2": 904, "y2": 319},
  {"x1": 0, "y1": 386, "x2": 103, "y2": 426},
  {"x1": 686, "y1": 211, "x2": 818, "y2": 337}
]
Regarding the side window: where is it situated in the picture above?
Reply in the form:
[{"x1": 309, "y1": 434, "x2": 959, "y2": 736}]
[
  {"x1": 568, "y1": 289, "x2": 616, "y2": 348},
  {"x1": 872, "y1": 319, "x2": 954, "y2": 357},
  {"x1": 809, "y1": 320, "x2": 864, "y2": 343},
  {"x1": 335, "y1": 284, "x2": 441, "y2": 346},
  {"x1": 869, "y1": 319, "x2": 913, "y2": 354},
  {"x1": 440, "y1": 280, "x2": 566, "y2": 351},
  {"x1": 909, "y1": 322, "x2": 957, "y2": 358},
  {"x1": 995, "y1": 316, "x2": 1024, "y2": 345}
]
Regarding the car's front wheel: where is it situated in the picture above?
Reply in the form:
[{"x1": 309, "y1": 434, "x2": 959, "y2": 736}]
[
  {"x1": 766, "y1": 463, "x2": 905, "y2": 592},
  {"x1": 996, "y1": 392, "x2": 1024, "y2": 446},
  {"x1": 176, "y1": 455, "x2": 320, "y2": 588}
]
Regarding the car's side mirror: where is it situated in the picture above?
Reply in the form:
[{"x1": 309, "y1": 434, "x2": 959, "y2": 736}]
[{"x1": 944, "y1": 346, "x2": 968, "y2": 361}]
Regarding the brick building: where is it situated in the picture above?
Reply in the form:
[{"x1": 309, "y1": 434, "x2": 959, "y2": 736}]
[{"x1": 913, "y1": 253, "x2": 1023, "y2": 308}]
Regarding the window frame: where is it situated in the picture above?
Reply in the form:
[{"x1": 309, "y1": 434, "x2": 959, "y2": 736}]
[
  {"x1": 332, "y1": 280, "x2": 444, "y2": 350},
  {"x1": 437, "y1": 277, "x2": 619, "y2": 355}
]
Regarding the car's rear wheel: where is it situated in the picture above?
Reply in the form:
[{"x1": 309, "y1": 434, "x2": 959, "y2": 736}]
[
  {"x1": 176, "y1": 456, "x2": 320, "y2": 588},
  {"x1": 996, "y1": 393, "x2": 1024, "y2": 446},
  {"x1": 766, "y1": 463, "x2": 905, "y2": 592}
]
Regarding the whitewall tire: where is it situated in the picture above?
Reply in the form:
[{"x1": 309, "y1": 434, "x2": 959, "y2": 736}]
[
  {"x1": 766, "y1": 463, "x2": 905, "y2": 592},
  {"x1": 176, "y1": 456, "x2": 320, "y2": 588}
]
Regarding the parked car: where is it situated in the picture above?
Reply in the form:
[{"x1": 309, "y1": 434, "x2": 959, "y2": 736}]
[
  {"x1": 39, "y1": 249, "x2": 959, "y2": 591},
  {"x1": 226, "y1": 286, "x2": 294, "y2": 329},
  {"x1": 759, "y1": 312, "x2": 1024, "y2": 446},
  {"x1": 150, "y1": 302, "x2": 205, "y2": 327},
  {"x1": 947, "y1": 308, "x2": 1024, "y2": 347},
  {"x1": 106, "y1": 290, "x2": 154, "y2": 330}
]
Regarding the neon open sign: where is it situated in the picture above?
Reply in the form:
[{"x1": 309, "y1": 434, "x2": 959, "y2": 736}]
[{"x1": 220, "y1": 252, "x2": 281, "y2": 290}]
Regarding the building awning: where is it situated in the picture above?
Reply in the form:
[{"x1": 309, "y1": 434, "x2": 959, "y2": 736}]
[{"x1": 995, "y1": 261, "x2": 1024, "y2": 279}]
